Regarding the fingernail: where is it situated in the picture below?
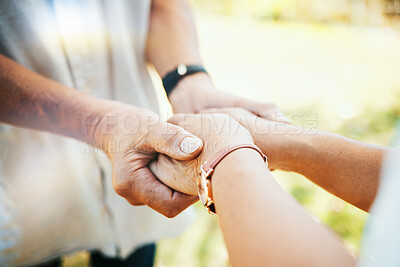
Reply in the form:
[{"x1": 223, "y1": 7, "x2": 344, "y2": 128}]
[{"x1": 180, "y1": 137, "x2": 202, "y2": 154}]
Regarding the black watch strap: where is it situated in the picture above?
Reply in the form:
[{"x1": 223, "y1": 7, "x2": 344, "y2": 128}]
[{"x1": 162, "y1": 64, "x2": 207, "y2": 97}]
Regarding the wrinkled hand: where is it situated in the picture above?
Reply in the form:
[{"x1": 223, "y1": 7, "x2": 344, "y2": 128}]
[
  {"x1": 149, "y1": 113, "x2": 253, "y2": 196},
  {"x1": 169, "y1": 73, "x2": 290, "y2": 123},
  {"x1": 94, "y1": 104, "x2": 203, "y2": 218}
]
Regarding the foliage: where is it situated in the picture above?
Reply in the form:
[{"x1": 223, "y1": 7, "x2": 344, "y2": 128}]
[{"x1": 191, "y1": 0, "x2": 400, "y2": 25}]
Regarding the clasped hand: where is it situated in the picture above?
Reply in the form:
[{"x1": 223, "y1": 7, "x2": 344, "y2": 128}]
[
  {"x1": 150, "y1": 108, "x2": 286, "y2": 197},
  {"x1": 94, "y1": 103, "x2": 285, "y2": 218},
  {"x1": 150, "y1": 112, "x2": 254, "y2": 196}
]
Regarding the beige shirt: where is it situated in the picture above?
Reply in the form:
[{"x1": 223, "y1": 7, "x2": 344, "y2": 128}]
[{"x1": 0, "y1": 1, "x2": 192, "y2": 265}]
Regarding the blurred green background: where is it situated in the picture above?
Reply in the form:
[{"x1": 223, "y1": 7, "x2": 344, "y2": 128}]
[{"x1": 63, "y1": 0, "x2": 400, "y2": 266}]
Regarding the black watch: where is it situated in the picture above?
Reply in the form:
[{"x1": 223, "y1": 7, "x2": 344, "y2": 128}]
[{"x1": 162, "y1": 64, "x2": 208, "y2": 97}]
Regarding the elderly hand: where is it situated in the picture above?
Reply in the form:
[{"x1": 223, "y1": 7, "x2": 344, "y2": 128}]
[
  {"x1": 149, "y1": 113, "x2": 254, "y2": 196},
  {"x1": 169, "y1": 73, "x2": 290, "y2": 123},
  {"x1": 93, "y1": 104, "x2": 203, "y2": 218}
]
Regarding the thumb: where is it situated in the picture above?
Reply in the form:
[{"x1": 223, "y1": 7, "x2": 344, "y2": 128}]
[{"x1": 146, "y1": 121, "x2": 203, "y2": 161}]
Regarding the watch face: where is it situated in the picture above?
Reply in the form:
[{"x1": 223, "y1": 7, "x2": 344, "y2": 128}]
[
  {"x1": 177, "y1": 64, "x2": 188, "y2": 75},
  {"x1": 197, "y1": 172, "x2": 208, "y2": 205}
]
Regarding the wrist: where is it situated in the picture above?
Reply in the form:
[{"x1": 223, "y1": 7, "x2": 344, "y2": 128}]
[
  {"x1": 282, "y1": 131, "x2": 318, "y2": 174},
  {"x1": 169, "y1": 72, "x2": 216, "y2": 113},
  {"x1": 92, "y1": 103, "x2": 155, "y2": 158},
  {"x1": 254, "y1": 123, "x2": 309, "y2": 172},
  {"x1": 212, "y1": 148, "x2": 268, "y2": 195},
  {"x1": 90, "y1": 103, "x2": 126, "y2": 155},
  {"x1": 197, "y1": 145, "x2": 267, "y2": 214},
  {"x1": 76, "y1": 95, "x2": 119, "y2": 148},
  {"x1": 268, "y1": 129, "x2": 314, "y2": 173}
]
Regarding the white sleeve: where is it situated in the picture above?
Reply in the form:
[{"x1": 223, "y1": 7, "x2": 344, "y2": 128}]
[{"x1": 359, "y1": 149, "x2": 400, "y2": 267}]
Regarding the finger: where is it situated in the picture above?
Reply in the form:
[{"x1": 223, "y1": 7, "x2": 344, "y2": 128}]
[
  {"x1": 133, "y1": 168, "x2": 198, "y2": 218},
  {"x1": 199, "y1": 107, "x2": 249, "y2": 117},
  {"x1": 201, "y1": 103, "x2": 291, "y2": 124},
  {"x1": 198, "y1": 108, "x2": 220, "y2": 114},
  {"x1": 167, "y1": 113, "x2": 200, "y2": 133},
  {"x1": 147, "y1": 120, "x2": 203, "y2": 161},
  {"x1": 235, "y1": 99, "x2": 291, "y2": 123},
  {"x1": 271, "y1": 109, "x2": 292, "y2": 124},
  {"x1": 148, "y1": 160, "x2": 160, "y2": 179},
  {"x1": 198, "y1": 108, "x2": 251, "y2": 128},
  {"x1": 149, "y1": 156, "x2": 198, "y2": 196}
]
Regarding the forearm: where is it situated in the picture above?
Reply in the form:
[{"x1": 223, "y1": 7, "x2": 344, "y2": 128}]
[
  {"x1": 0, "y1": 55, "x2": 126, "y2": 147},
  {"x1": 146, "y1": 0, "x2": 202, "y2": 77},
  {"x1": 287, "y1": 131, "x2": 386, "y2": 211},
  {"x1": 254, "y1": 123, "x2": 388, "y2": 211},
  {"x1": 146, "y1": 0, "x2": 216, "y2": 112},
  {"x1": 212, "y1": 148, "x2": 355, "y2": 267}
]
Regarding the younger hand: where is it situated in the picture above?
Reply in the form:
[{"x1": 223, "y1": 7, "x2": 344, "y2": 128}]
[
  {"x1": 200, "y1": 107, "x2": 301, "y2": 171},
  {"x1": 169, "y1": 73, "x2": 290, "y2": 123},
  {"x1": 150, "y1": 113, "x2": 253, "y2": 196}
]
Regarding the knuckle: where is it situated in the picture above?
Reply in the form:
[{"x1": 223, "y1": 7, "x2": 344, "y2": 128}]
[
  {"x1": 114, "y1": 180, "x2": 143, "y2": 206},
  {"x1": 113, "y1": 181, "x2": 129, "y2": 197},
  {"x1": 160, "y1": 197, "x2": 184, "y2": 218},
  {"x1": 165, "y1": 126, "x2": 185, "y2": 144},
  {"x1": 112, "y1": 173, "x2": 135, "y2": 198},
  {"x1": 163, "y1": 208, "x2": 180, "y2": 218},
  {"x1": 127, "y1": 198, "x2": 143, "y2": 206}
]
